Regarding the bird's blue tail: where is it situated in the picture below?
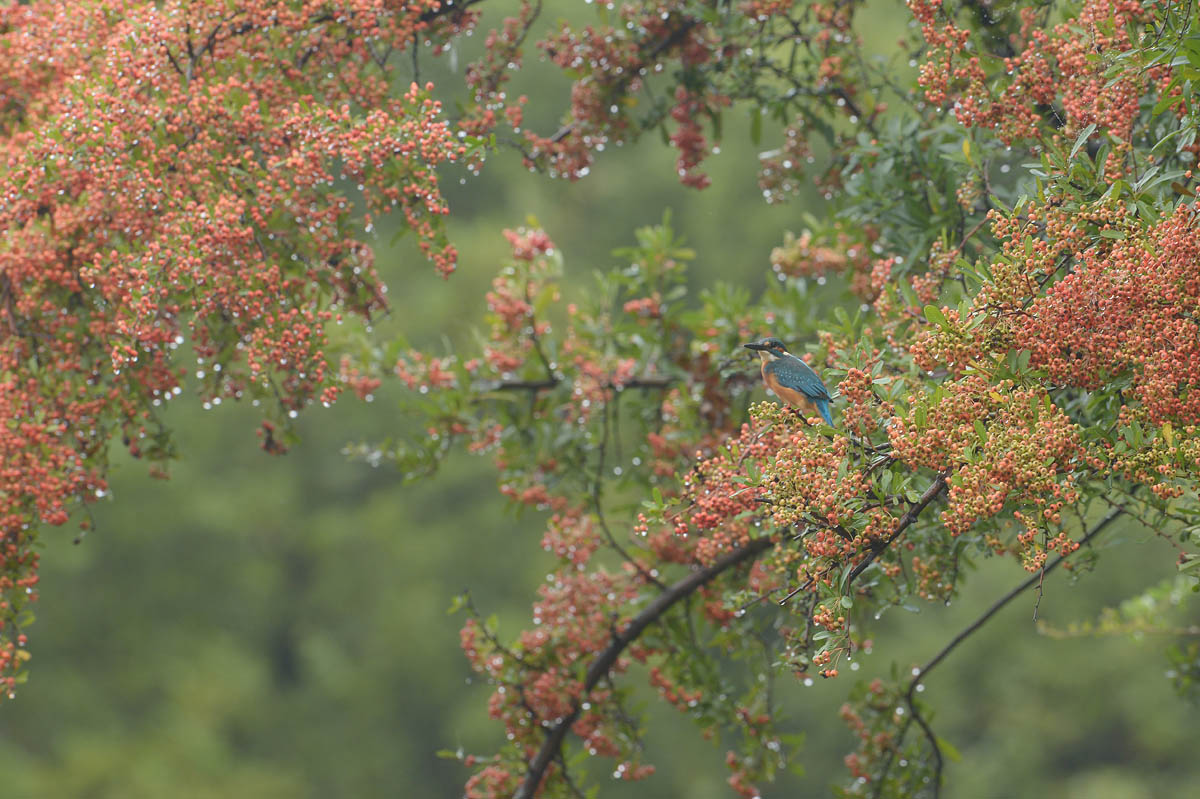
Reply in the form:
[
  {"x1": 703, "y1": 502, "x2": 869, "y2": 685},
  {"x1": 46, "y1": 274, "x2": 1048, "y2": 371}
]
[{"x1": 816, "y1": 398, "x2": 833, "y2": 427}]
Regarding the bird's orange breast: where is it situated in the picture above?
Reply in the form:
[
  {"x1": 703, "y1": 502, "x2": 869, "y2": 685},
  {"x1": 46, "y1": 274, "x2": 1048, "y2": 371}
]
[{"x1": 763, "y1": 364, "x2": 819, "y2": 418}]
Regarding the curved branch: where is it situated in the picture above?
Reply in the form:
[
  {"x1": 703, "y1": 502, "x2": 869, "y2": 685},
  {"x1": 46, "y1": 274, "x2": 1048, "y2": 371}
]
[
  {"x1": 881, "y1": 506, "x2": 1125, "y2": 798},
  {"x1": 514, "y1": 535, "x2": 776, "y2": 799},
  {"x1": 773, "y1": 473, "x2": 947, "y2": 609},
  {"x1": 909, "y1": 506, "x2": 1122, "y2": 690},
  {"x1": 846, "y1": 473, "x2": 949, "y2": 586}
]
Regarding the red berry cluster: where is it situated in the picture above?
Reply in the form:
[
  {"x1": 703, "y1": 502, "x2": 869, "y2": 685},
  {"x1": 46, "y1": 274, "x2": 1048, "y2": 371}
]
[
  {"x1": 889, "y1": 377, "x2": 1083, "y2": 537},
  {"x1": 0, "y1": 0, "x2": 468, "y2": 693},
  {"x1": 770, "y1": 228, "x2": 882, "y2": 299},
  {"x1": 1020, "y1": 204, "x2": 1200, "y2": 424},
  {"x1": 910, "y1": 0, "x2": 1158, "y2": 152}
]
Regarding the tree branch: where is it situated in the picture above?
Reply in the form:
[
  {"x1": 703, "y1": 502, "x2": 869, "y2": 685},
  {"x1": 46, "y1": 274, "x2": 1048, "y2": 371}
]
[
  {"x1": 880, "y1": 506, "x2": 1125, "y2": 798},
  {"x1": 772, "y1": 473, "x2": 948, "y2": 609},
  {"x1": 514, "y1": 535, "x2": 775, "y2": 798},
  {"x1": 910, "y1": 506, "x2": 1122, "y2": 689},
  {"x1": 846, "y1": 473, "x2": 949, "y2": 586}
]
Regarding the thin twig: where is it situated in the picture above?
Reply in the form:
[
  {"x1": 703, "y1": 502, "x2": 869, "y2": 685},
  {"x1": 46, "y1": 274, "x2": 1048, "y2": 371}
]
[
  {"x1": 595, "y1": 394, "x2": 666, "y2": 589},
  {"x1": 1033, "y1": 533, "x2": 1048, "y2": 621},
  {"x1": 909, "y1": 506, "x2": 1123, "y2": 688},
  {"x1": 886, "y1": 506, "x2": 1125, "y2": 797},
  {"x1": 540, "y1": 16, "x2": 700, "y2": 148}
]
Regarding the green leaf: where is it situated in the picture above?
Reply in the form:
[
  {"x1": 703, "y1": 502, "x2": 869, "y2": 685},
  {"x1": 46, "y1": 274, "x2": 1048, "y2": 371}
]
[
  {"x1": 446, "y1": 594, "x2": 468, "y2": 615},
  {"x1": 938, "y1": 736, "x2": 963, "y2": 763},
  {"x1": 532, "y1": 284, "x2": 557, "y2": 318},
  {"x1": 923, "y1": 305, "x2": 947, "y2": 328},
  {"x1": 1187, "y1": 36, "x2": 1200, "y2": 68},
  {"x1": 1152, "y1": 91, "x2": 1182, "y2": 117},
  {"x1": 1070, "y1": 123, "x2": 1097, "y2": 160},
  {"x1": 1135, "y1": 200, "x2": 1158, "y2": 224},
  {"x1": 388, "y1": 225, "x2": 410, "y2": 246}
]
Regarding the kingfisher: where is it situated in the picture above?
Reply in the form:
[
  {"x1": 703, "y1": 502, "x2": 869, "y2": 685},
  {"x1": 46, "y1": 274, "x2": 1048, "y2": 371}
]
[{"x1": 744, "y1": 337, "x2": 834, "y2": 426}]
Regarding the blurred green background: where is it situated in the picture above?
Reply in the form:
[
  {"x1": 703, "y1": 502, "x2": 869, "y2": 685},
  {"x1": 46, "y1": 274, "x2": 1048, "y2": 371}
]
[{"x1": 0, "y1": 1, "x2": 1197, "y2": 797}]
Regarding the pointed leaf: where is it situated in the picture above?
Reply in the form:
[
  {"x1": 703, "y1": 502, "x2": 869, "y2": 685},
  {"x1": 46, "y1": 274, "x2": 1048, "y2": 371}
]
[{"x1": 1070, "y1": 123, "x2": 1097, "y2": 160}]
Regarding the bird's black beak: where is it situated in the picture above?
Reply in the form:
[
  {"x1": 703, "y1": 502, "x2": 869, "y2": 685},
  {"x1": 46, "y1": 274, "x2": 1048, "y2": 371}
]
[{"x1": 743, "y1": 342, "x2": 767, "y2": 352}]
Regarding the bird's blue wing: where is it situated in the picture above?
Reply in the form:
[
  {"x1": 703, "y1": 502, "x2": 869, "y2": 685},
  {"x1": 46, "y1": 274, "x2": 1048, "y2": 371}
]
[{"x1": 768, "y1": 357, "x2": 831, "y2": 401}]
